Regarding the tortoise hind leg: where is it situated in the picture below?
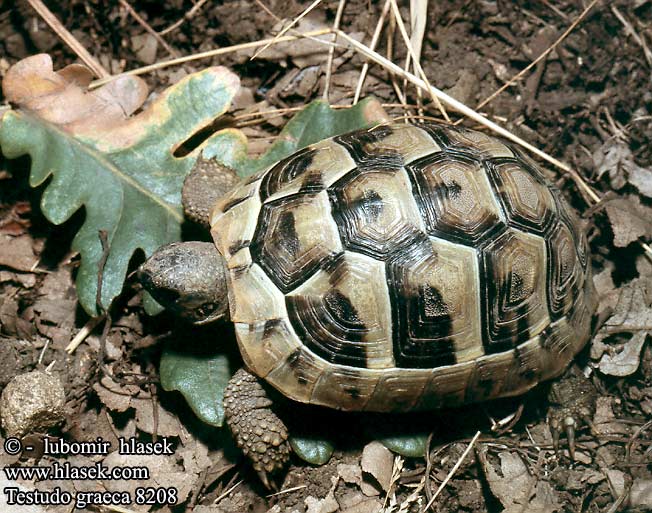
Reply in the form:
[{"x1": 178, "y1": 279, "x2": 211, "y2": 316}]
[
  {"x1": 547, "y1": 366, "x2": 597, "y2": 459},
  {"x1": 224, "y1": 368, "x2": 290, "y2": 489}
]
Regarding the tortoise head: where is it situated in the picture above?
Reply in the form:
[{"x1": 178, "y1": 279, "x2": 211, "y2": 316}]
[{"x1": 138, "y1": 241, "x2": 229, "y2": 324}]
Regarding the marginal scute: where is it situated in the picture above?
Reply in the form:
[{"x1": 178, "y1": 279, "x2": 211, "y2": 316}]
[
  {"x1": 539, "y1": 317, "x2": 576, "y2": 369},
  {"x1": 482, "y1": 228, "x2": 550, "y2": 352},
  {"x1": 553, "y1": 192, "x2": 590, "y2": 270},
  {"x1": 265, "y1": 347, "x2": 327, "y2": 404},
  {"x1": 286, "y1": 252, "x2": 394, "y2": 369},
  {"x1": 501, "y1": 338, "x2": 544, "y2": 397},
  {"x1": 407, "y1": 153, "x2": 505, "y2": 245},
  {"x1": 465, "y1": 350, "x2": 515, "y2": 403},
  {"x1": 234, "y1": 320, "x2": 302, "y2": 378},
  {"x1": 365, "y1": 371, "x2": 431, "y2": 411},
  {"x1": 335, "y1": 125, "x2": 404, "y2": 167},
  {"x1": 251, "y1": 191, "x2": 342, "y2": 292},
  {"x1": 387, "y1": 237, "x2": 483, "y2": 368},
  {"x1": 427, "y1": 125, "x2": 515, "y2": 158},
  {"x1": 329, "y1": 167, "x2": 425, "y2": 259},
  {"x1": 350, "y1": 123, "x2": 441, "y2": 164},
  {"x1": 311, "y1": 367, "x2": 379, "y2": 410},
  {"x1": 228, "y1": 264, "x2": 287, "y2": 324},
  {"x1": 417, "y1": 361, "x2": 475, "y2": 409},
  {"x1": 211, "y1": 178, "x2": 262, "y2": 260}
]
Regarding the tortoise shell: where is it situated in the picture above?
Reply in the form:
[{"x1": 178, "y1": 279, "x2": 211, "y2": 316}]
[{"x1": 209, "y1": 123, "x2": 597, "y2": 412}]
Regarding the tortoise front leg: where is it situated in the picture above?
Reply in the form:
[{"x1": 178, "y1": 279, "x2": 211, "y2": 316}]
[
  {"x1": 224, "y1": 368, "x2": 291, "y2": 489},
  {"x1": 547, "y1": 366, "x2": 597, "y2": 459}
]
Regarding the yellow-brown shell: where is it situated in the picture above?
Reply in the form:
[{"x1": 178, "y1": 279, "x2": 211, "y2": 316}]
[{"x1": 210, "y1": 123, "x2": 597, "y2": 412}]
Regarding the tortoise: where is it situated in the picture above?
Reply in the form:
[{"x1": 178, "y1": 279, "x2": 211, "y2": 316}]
[{"x1": 138, "y1": 122, "x2": 598, "y2": 486}]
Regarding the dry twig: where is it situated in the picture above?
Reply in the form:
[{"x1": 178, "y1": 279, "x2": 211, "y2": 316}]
[
  {"x1": 118, "y1": 0, "x2": 179, "y2": 58},
  {"x1": 250, "y1": 0, "x2": 323, "y2": 60},
  {"x1": 322, "y1": 0, "x2": 347, "y2": 100},
  {"x1": 90, "y1": 28, "x2": 332, "y2": 88},
  {"x1": 26, "y1": 0, "x2": 108, "y2": 77},
  {"x1": 474, "y1": 0, "x2": 599, "y2": 111}
]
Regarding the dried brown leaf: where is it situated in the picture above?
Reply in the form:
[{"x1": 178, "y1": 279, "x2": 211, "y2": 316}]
[
  {"x1": 604, "y1": 196, "x2": 652, "y2": 248},
  {"x1": 594, "y1": 139, "x2": 652, "y2": 196},
  {"x1": 337, "y1": 463, "x2": 362, "y2": 485},
  {"x1": 132, "y1": 397, "x2": 184, "y2": 438},
  {"x1": 0, "y1": 234, "x2": 38, "y2": 272},
  {"x1": 480, "y1": 447, "x2": 561, "y2": 512},
  {"x1": 602, "y1": 276, "x2": 652, "y2": 330},
  {"x1": 598, "y1": 331, "x2": 646, "y2": 376},
  {"x1": 103, "y1": 452, "x2": 194, "y2": 508},
  {"x1": 360, "y1": 441, "x2": 393, "y2": 495},
  {"x1": 631, "y1": 479, "x2": 652, "y2": 508},
  {"x1": 93, "y1": 376, "x2": 141, "y2": 413},
  {"x1": 3, "y1": 54, "x2": 148, "y2": 140}
]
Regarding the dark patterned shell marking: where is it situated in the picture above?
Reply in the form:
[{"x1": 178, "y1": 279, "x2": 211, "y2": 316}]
[{"x1": 210, "y1": 123, "x2": 597, "y2": 412}]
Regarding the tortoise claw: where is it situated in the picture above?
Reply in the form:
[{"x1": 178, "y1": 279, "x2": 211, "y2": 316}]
[
  {"x1": 565, "y1": 416, "x2": 577, "y2": 460},
  {"x1": 547, "y1": 367, "x2": 597, "y2": 460}
]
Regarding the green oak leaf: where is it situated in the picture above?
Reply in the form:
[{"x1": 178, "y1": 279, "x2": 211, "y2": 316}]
[
  {"x1": 159, "y1": 343, "x2": 232, "y2": 427},
  {"x1": 0, "y1": 58, "x2": 240, "y2": 315},
  {"x1": 201, "y1": 97, "x2": 387, "y2": 177},
  {"x1": 290, "y1": 436, "x2": 335, "y2": 465}
]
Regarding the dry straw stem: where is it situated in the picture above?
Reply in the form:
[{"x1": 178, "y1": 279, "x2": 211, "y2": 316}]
[
  {"x1": 250, "y1": 0, "x2": 323, "y2": 60},
  {"x1": 611, "y1": 5, "x2": 652, "y2": 66},
  {"x1": 388, "y1": 0, "x2": 449, "y2": 122},
  {"x1": 422, "y1": 431, "x2": 481, "y2": 511},
  {"x1": 407, "y1": 0, "x2": 428, "y2": 116},
  {"x1": 158, "y1": 0, "x2": 209, "y2": 36},
  {"x1": 322, "y1": 0, "x2": 347, "y2": 100},
  {"x1": 118, "y1": 0, "x2": 179, "y2": 58},
  {"x1": 26, "y1": 0, "x2": 109, "y2": 78},
  {"x1": 353, "y1": 0, "x2": 392, "y2": 103},
  {"x1": 214, "y1": 480, "x2": 243, "y2": 505},
  {"x1": 89, "y1": 28, "x2": 332, "y2": 88},
  {"x1": 102, "y1": 505, "x2": 139, "y2": 513},
  {"x1": 66, "y1": 315, "x2": 104, "y2": 353}
]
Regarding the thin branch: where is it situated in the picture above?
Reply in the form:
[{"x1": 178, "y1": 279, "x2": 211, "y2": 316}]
[
  {"x1": 422, "y1": 431, "x2": 481, "y2": 511},
  {"x1": 353, "y1": 0, "x2": 392, "y2": 103},
  {"x1": 475, "y1": 0, "x2": 599, "y2": 111},
  {"x1": 118, "y1": 0, "x2": 179, "y2": 57},
  {"x1": 26, "y1": 0, "x2": 108, "y2": 78},
  {"x1": 322, "y1": 0, "x2": 347, "y2": 100},
  {"x1": 158, "y1": 0, "x2": 209, "y2": 36},
  {"x1": 389, "y1": 0, "x2": 449, "y2": 121},
  {"x1": 612, "y1": 5, "x2": 652, "y2": 66},
  {"x1": 90, "y1": 28, "x2": 333, "y2": 88},
  {"x1": 250, "y1": 0, "x2": 323, "y2": 60}
]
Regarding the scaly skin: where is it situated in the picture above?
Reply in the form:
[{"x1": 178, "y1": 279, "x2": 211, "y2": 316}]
[
  {"x1": 224, "y1": 368, "x2": 291, "y2": 489},
  {"x1": 182, "y1": 156, "x2": 240, "y2": 227}
]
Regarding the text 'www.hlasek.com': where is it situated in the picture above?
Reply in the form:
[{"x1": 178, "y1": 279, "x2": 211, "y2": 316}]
[{"x1": 3, "y1": 435, "x2": 179, "y2": 510}]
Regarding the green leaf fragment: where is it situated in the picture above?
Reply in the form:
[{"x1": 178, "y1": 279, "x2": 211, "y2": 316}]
[
  {"x1": 379, "y1": 434, "x2": 429, "y2": 458},
  {"x1": 290, "y1": 435, "x2": 335, "y2": 465},
  {"x1": 159, "y1": 346, "x2": 232, "y2": 427},
  {"x1": 225, "y1": 98, "x2": 384, "y2": 177}
]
